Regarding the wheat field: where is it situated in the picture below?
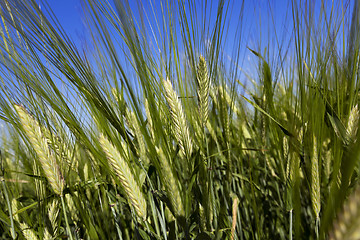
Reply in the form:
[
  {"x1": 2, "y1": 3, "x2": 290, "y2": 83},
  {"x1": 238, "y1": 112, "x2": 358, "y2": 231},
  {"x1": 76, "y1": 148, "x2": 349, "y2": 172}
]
[{"x1": 0, "y1": 0, "x2": 360, "y2": 239}]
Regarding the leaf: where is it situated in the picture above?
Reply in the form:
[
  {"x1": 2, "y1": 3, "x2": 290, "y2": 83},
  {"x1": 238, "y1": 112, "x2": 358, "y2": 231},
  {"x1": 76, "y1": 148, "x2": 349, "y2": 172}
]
[
  {"x1": 247, "y1": 47, "x2": 263, "y2": 59},
  {"x1": 241, "y1": 95, "x2": 293, "y2": 137},
  {"x1": 327, "y1": 112, "x2": 349, "y2": 145},
  {"x1": 13, "y1": 202, "x2": 37, "y2": 215}
]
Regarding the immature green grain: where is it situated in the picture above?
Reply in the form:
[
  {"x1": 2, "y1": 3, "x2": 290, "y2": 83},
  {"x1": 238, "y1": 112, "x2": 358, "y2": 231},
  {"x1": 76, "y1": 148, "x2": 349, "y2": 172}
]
[
  {"x1": 329, "y1": 185, "x2": 360, "y2": 240},
  {"x1": 198, "y1": 203, "x2": 206, "y2": 231},
  {"x1": 99, "y1": 134, "x2": 147, "y2": 220},
  {"x1": 311, "y1": 135, "x2": 321, "y2": 221},
  {"x1": 219, "y1": 89, "x2": 230, "y2": 143},
  {"x1": 286, "y1": 151, "x2": 299, "y2": 209},
  {"x1": 33, "y1": 163, "x2": 46, "y2": 201},
  {"x1": 196, "y1": 56, "x2": 210, "y2": 127},
  {"x1": 12, "y1": 199, "x2": 38, "y2": 239},
  {"x1": 126, "y1": 109, "x2": 148, "y2": 166},
  {"x1": 156, "y1": 147, "x2": 184, "y2": 217},
  {"x1": 111, "y1": 87, "x2": 126, "y2": 113},
  {"x1": 322, "y1": 138, "x2": 331, "y2": 185},
  {"x1": 163, "y1": 78, "x2": 193, "y2": 159},
  {"x1": 111, "y1": 87, "x2": 120, "y2": 102},
  {"x1": 206, "y1": 121, "x2": 218, "y2": 144},
  {"x1": 192, "y1": 115, "x2": 204, "y2": 148},
  {"x1": 11, "y1": 198, "x2": 19, "y2": 222},
  {"x1": 209, "y1": 86, "x2": 219, "y2": 108},
  {"x1": 241, "y1": 123, "x2": 253, "y2": 156},
  {"x1": 42, "y1": 126, "x2": 76, "y2": 170},
  {"x1": 283, "y1": 137, "x2": 290, "y2": 178},
  {"x1": 347, "y1": 104, "x2": 359, "y2": 142},
  {"x1": 20, "y1": 222, "x2": 38, "y2": 240},
  {"x1": 43, "y1": 229, "x2": 52, "y2": 240},
  {"x1": 14, "y1": 105, "x2": 64, "y2": 196},
  {"x1": 219, "y1": 85, "x2": 238, "y2": 116},
  {"x1": 266, "y1": 157, "x2": 277, "y2": 177},
  {"x1": 336, "y1": 172, "x2": 342, "y2": 189},
  {"x1": 47, "y1": 199, "x2": 60, "y2": 237},
  {"x1": 65, "y1": 193, "x2": 79, "y2": 222}
]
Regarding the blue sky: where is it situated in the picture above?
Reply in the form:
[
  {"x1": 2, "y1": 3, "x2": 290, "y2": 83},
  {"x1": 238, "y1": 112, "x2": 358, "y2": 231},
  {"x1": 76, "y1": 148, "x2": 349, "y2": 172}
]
[
  {"x1": 47, "y1": 0, "x2": 292, "y2": 51},
  {"x1": 48, "y1": 0, "x2": 84, "y2": 39},
  {"x1": 46, "y1": 0, "x2": 292, "y2": 83},
  {"x1": 45, "y1": 0, "x2": 353, "y2": 90}
]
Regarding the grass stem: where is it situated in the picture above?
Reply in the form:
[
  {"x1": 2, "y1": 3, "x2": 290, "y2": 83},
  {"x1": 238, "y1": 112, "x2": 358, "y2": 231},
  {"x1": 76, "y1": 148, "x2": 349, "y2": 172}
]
[{"x1": 61, "y1": 195, "x2": 74, "y2": 240}]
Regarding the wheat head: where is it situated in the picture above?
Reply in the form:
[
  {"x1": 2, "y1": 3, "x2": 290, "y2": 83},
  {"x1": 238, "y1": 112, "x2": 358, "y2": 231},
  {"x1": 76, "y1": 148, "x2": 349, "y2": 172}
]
[
  {"x1": 99, "y1": 134, "x2": 147, "y2": 220},
  {"x1": 126, "y1": 109, "x2": 148, "y2": 166},
  {"x1": 347, "y1": 104, "x2": 359, "y2": 142},
  {"x1": 15, "y1": 105, "x2": 64, "y2": 196},
  {"x1": 311, "y1": 135, "x2": 321, "y2": 220},
  {"x1": 196, "y1": 55, "x2": 210, "y2": 127},
  {"x1": 163, "y1": 78, "x2": 193, "y2": 159},
  {"x1": 20, "y1": 222, "x2": 38, "y2": 240},
  {"x1": 156, "y1": 147, "x2": 184, "y2": 217}
]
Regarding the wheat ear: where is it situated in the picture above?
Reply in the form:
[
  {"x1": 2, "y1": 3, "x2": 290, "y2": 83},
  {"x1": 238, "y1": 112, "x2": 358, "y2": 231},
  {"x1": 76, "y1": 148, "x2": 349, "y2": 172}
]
[
  {"x1": 311, "y1": 135, "x2": 321, "y2": 227},
  {"x1": 196, "y1": 56, "x2": 210, "y2": 127},
  {"x1": 42, "y1": 125, "x2": 76, "y2": 170},
  {"x1": 11, "y1": 199, "x2": 38, "y2": 240},
  {"x1": 99, "y1": 134, "x2": 147, "y2": 219},
  {"x1": 43, "y1": 229, "x2": 52, "y2": 240},
  {"x1": 126, "y1": 109, "x2": 148, "y2": 166},
  {"x1": 20, "y1": 222, "x2": 38, "y2": 240},
  {"x1": 156, "y1": 147, "x2": 184, "y2": 217},
  {"x1": 347, "y1": 104, "x2": 359, "y2": 142},
  {"x1": 163, "y1": 78, "x2": 193, "y2": 159},
  {"x1": 15, "y1": 105, "x2": 64, "y2": 196},
  {"x1": 47, "y1": 199, "x2": 60, "y2": 237},
  {"x1": 219, "y1": 85, "x2": 239, "y2": 117}
]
